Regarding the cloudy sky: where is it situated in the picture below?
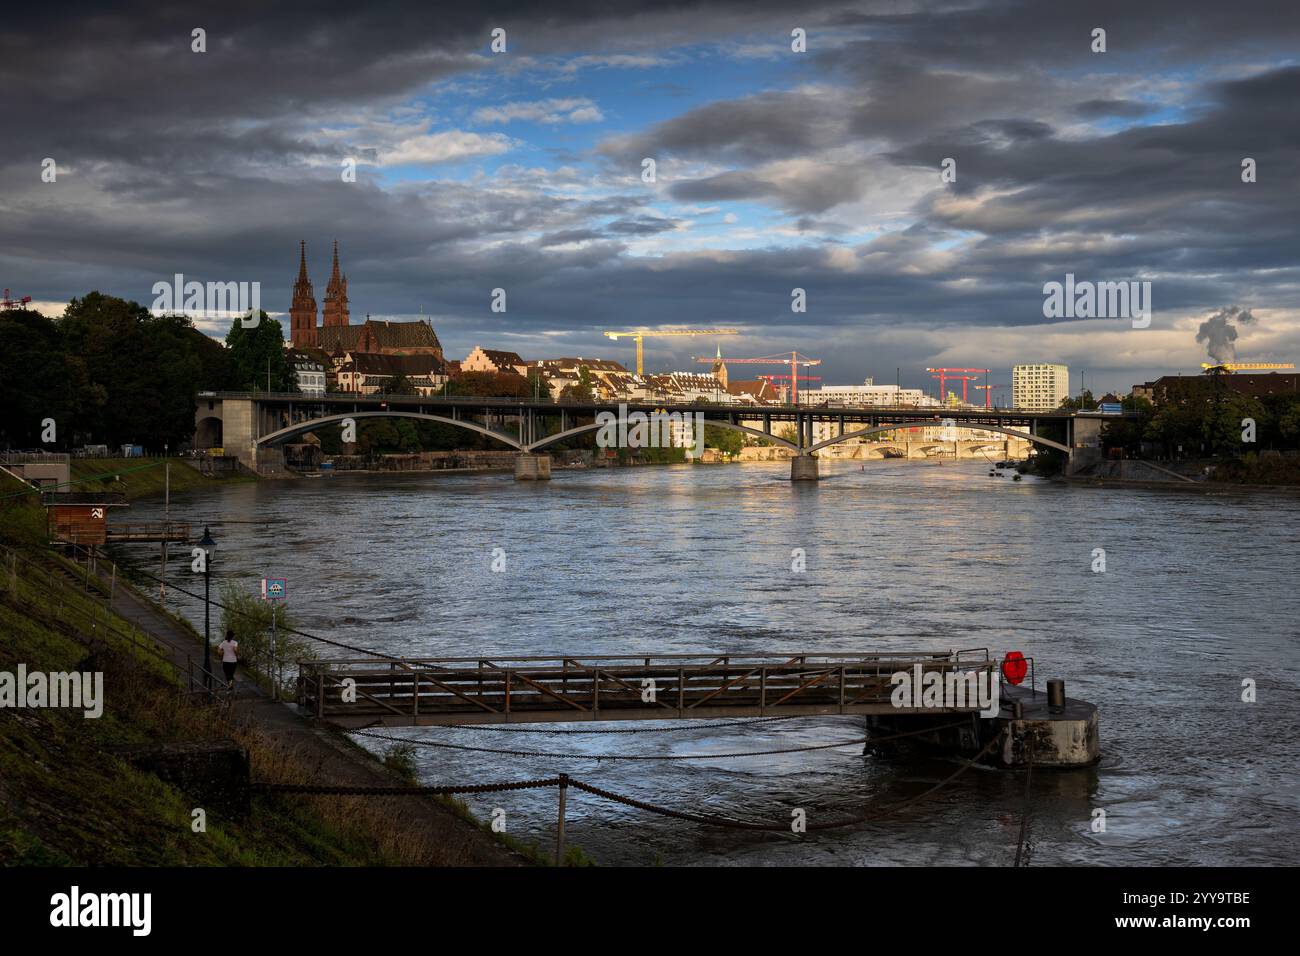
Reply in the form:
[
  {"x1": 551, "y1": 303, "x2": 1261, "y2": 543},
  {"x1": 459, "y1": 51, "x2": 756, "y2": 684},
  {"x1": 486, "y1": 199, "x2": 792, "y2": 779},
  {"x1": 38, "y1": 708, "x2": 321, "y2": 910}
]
[{"x1": 3, "y1": 0, "x2": 1299, "y2": 396}]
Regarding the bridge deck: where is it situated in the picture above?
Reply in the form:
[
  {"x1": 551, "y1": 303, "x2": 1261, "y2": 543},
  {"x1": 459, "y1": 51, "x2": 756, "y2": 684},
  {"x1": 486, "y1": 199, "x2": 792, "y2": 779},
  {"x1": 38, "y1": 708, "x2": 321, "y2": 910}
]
[{"x1": 298, "y1": 651, "x2": 996, "y2": 728}]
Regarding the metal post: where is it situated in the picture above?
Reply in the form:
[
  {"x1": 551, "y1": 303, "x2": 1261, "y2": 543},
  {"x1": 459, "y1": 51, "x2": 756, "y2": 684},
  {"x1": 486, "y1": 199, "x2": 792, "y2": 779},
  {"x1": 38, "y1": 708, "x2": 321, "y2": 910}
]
[
  {"x1": 269, "y1": 603, "x2": 277, "y2": 701},
  {"x1": 203, "y1": 555, "x2": 213, "y2": 693},
  {"x1": 161, "y1": 463, "x2": 170, "y2": 604},
  {"x1": 554, "y1": 774, "x2": 569, "y2": 866}
]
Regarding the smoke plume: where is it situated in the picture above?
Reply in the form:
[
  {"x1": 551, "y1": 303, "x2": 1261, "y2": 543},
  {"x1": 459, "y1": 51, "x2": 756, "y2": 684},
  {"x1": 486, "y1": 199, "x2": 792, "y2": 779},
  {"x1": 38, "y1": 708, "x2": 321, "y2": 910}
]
[{"x1": 1196, "y1": 305, "x2": 1257, "y2": 364}]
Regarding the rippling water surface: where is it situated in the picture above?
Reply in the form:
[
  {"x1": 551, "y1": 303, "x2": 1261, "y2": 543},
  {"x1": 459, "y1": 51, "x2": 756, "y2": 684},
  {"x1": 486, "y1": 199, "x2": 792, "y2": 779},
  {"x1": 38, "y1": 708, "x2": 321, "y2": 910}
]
[{"x1": 123, "y1": 460, "x2": 1300, "y2": 865}]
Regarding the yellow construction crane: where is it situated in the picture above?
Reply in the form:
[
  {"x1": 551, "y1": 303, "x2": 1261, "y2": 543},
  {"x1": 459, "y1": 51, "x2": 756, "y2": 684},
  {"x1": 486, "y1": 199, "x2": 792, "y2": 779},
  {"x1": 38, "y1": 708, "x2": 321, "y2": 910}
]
[
  {"x1": 604, "y1": 329, "x2": 738, "y2": 376},
  {"x1": 1200, "y1": 362, "x2": 1295, "y2": 374}
]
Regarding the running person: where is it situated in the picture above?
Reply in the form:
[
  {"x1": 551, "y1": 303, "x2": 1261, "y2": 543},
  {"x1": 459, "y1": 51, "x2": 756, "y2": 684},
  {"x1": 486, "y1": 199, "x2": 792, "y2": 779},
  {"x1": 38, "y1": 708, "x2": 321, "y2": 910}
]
[{"x1": 217, "y1": 629, "x2": 239, "y2": 687}]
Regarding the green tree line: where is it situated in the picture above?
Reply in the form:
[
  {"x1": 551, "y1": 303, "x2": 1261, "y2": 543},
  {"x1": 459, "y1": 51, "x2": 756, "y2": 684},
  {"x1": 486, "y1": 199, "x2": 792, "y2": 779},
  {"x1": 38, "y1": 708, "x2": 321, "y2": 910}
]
[
  {"x1": 1095, "y1": 383, "x2": 1300, "y2": 458},
  {"x1": 0, "y1": 294, "x2": 303, "y2": 452}
]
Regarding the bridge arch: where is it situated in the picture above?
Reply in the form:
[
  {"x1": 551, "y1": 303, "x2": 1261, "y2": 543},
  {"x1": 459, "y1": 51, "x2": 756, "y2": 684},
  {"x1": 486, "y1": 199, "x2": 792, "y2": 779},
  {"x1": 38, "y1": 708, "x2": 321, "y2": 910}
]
[
  {"x1": 195, "y1": 415, "x2": 222, "y2": 449},
  {"x1": 806, "y1": 421, "x2": 1067, "y2": 455},
  {"x1": 256, "y1": 411, "x2": 524, "y2": 450},
  {"x1": 524, "y1": 418, "x2": 800, "y2": 453}
]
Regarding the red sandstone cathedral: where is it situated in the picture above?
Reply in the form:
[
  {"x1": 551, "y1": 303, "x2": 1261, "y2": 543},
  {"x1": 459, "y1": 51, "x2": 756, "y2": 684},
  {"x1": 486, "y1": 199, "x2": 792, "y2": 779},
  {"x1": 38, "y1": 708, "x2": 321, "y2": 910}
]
[
  {"x1": 288, "y1": 241, "x2": 444, "y2": 361},
  {"x1": 289, "y1": 239, "x2": 350, "y2": 349}
]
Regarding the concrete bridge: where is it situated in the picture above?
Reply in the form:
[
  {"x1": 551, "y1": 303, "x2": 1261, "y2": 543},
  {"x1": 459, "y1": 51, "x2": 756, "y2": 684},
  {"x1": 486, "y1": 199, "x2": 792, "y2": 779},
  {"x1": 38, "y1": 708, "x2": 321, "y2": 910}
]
[{"x1": 195, "y1": 391, "x2": 1116, "y2": 480}]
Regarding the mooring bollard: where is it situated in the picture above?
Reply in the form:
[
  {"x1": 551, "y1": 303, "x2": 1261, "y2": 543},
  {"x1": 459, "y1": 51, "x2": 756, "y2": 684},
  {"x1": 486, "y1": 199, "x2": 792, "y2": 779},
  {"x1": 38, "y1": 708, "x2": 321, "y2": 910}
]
[{"x1": 1047, "y1": 679, "x2": 1065, "y2": 714}]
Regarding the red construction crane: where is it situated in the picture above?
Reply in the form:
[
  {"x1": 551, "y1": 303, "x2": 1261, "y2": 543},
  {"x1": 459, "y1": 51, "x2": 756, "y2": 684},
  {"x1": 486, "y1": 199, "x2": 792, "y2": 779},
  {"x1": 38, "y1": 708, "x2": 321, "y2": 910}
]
[
  {"x1": 931, "y1": 373, "x2": 982, "y2": 405},
  {"x1": 974, "y1": 384, "x2": 1012, "y2": 409},
  {"x1": 1, "y1": 288, "x2": 33, "y2": 310},
  {"x1": 926, "y1": 367, "x2": 991, "y2": 404},
  {"x1": 698, "y1": 351, "x2": 822, "y2": 404}
]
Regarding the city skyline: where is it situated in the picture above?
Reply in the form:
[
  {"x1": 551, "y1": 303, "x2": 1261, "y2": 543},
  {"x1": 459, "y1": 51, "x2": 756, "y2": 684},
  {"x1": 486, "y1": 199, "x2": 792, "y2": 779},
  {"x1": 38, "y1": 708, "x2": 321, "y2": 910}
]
[{"x1": 3, "y1": 1, "x2": 1298, "y2": 395}]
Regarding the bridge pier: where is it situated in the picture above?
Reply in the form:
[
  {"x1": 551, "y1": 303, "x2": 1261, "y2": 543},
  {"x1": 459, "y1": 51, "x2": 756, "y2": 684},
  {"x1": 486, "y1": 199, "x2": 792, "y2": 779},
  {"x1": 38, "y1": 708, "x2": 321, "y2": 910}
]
[
  {"x1": 790, "y1": 455, "x2": 819, "y2": 481},
  {"x1": 514, "y1": 453, "x2": 552, "y2": 481}
]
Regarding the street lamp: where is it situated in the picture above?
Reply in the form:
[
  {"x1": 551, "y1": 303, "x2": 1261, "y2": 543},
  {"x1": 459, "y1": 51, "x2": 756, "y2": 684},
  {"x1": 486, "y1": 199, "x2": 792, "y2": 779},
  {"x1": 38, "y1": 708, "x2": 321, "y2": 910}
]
[{"x1": 198, "y1": 525, "x2": 217, "y2": 692}]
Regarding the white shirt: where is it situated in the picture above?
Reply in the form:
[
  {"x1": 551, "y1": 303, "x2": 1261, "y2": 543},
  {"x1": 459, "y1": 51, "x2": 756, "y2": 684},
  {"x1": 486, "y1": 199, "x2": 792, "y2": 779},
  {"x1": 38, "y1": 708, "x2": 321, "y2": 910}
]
[{"x1": 218, "y1": 640, "x2": 239, "y2": 663}]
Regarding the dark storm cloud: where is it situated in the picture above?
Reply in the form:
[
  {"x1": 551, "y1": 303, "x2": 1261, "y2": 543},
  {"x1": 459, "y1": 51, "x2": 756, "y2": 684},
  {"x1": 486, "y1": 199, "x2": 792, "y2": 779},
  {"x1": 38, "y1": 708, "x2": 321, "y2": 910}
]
[
  {"x1": 670, "y1": 166, "x2": 872, "y2": 215},
  {"x1": 3, "y1": 0, "x2": 1300, "y2": 392},
  {"x1": 538, "y1": 228, "x2": 606, "y2": 246},
  {"x1": 891, "y1": 65, "x2": 1300, "y2": 263},
  {"x1": 1073, "y1": 99, "x2": 1157, "y2": 120},
  {"x1": 598, "y1": 91, "x2": 847, "y2": 164},
  {"x1": 822, "y1": 0, "x2": 1300, "y2": 73},
  {"x1": 1, "y1": 0, "x2": 807, "y2": 168},
  {"x1": 604, "y1": 217, "x2": 682, "y2": 236}
]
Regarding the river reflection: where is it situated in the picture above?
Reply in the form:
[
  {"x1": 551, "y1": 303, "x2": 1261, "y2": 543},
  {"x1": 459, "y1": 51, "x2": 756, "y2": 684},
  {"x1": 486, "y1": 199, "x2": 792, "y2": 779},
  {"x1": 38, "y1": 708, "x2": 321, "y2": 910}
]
[{"x1": 121, "y1": 459, "x2": 1300, "y2": 865}]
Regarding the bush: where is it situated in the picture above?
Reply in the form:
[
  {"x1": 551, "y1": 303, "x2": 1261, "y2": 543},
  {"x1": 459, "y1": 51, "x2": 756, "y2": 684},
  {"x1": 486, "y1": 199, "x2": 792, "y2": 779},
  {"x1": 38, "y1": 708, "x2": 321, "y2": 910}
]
[
  {"x1": 218, "y1": 583, "x2": 313, "y2": 688},
  {"x1": 383, "y1": 743, "x2": 419, "y2": 784}
]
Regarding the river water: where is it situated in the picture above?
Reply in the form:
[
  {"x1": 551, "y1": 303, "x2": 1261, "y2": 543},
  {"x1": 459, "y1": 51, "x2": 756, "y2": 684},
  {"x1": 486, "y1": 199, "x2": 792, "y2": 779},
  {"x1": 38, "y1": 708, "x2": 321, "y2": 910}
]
[{"x1": 120, "y1": 460, "x2": 1300, "y2": 865}]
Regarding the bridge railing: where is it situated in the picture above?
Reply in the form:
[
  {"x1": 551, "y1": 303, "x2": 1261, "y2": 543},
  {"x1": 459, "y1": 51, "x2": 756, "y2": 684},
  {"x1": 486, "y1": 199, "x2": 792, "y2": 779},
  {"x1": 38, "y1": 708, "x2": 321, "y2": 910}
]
[
  {"x1": 296, "y1": 650, "x2": 997, "y2": 724},
  {"x1": 0, "y1": 452, "x2": 70, "y2": 465},
  {"x1": 104, "y1": 522, "x2": 193, "y2": 543}
]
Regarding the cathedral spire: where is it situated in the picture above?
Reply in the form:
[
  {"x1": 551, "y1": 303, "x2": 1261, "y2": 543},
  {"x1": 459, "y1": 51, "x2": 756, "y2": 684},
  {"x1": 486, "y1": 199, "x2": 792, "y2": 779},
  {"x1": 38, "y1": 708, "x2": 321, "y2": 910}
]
[
  {"x1": 289, "y1": 240, "x2": 318, "y2": 349},
  {"x1": 322, "y1": 239, "x2": 350, "y2": 328}
]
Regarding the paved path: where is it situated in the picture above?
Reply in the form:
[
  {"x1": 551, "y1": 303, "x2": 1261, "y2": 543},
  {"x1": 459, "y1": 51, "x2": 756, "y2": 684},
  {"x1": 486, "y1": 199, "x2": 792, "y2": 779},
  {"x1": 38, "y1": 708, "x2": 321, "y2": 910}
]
[{"x1": 105, "y1": 573, "x2": 528, "y2": 866}]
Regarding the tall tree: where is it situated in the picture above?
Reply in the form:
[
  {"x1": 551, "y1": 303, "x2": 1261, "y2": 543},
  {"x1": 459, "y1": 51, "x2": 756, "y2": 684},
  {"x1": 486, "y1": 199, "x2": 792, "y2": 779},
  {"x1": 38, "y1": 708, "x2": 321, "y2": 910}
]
[
  {"x1": 449, "y1": 371, "x2": 532, "y2": 398},
  {"x1": 385, "y1": 373, "x2": 417, "y2": 395},
  {"x1": 225, "y1": 312, "x2": 292, "y2": 392},
  {"x1": 0, "y1": 307, "x2": 77, "y2": 448},
  {"x1": 558, "y1": 366, "x2": 595, "y2": 403}
]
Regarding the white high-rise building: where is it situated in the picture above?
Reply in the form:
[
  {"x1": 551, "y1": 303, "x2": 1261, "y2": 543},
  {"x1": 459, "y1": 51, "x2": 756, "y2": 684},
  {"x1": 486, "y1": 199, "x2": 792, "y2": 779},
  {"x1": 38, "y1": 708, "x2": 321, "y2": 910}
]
[{"x1": 1012, "y1": 363, "x2": 1069, "y2": 411}]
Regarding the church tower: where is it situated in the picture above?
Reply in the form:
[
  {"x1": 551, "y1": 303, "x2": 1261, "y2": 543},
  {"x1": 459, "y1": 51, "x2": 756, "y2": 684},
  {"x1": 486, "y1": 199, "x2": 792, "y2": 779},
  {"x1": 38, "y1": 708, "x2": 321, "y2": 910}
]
[
  {"x1": 711, "y1": 344, "x2": 728, "y2": 389},
  {"x1": 289, "y1": 240, "x2": 317, "y2": 348},
  {"x1": 322, "y1": 239, "x2": 350, "y2": 328}
]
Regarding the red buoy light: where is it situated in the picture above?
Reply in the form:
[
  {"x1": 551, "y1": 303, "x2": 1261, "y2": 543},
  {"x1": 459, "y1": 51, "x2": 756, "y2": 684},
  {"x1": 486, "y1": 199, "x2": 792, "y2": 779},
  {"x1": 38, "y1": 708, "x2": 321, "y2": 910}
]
[{"x1": 1001, "y1": 651, "x2": 1028, "y2": 686}]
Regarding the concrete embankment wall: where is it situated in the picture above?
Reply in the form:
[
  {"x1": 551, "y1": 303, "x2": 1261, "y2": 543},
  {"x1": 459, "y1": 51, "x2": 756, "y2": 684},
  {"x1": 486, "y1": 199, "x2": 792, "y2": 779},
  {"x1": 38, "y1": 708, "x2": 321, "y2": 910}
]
[
  {"x1": 1067, "y1": 456, "x2": 1300, "y2": 492},
  {"x1": 1071, "y1": 459, "x2": 1202, "y2": 483},
  {"x1": 736, "y1": 440, "x2": 1028, "y2": 462},
  {"x1": 323, "y1": 450, "x2": 590, "y2": 472}
]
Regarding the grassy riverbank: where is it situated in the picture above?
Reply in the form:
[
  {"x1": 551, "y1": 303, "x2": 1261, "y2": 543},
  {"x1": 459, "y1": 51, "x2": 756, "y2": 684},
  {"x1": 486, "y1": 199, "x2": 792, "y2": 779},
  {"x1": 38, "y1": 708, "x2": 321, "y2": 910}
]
[
  {"x1": 0, "y1": 542, "x2": 413, "y2": 863},
  {"x1": 69, "y1": 457, "x2": 253, "y2": 500},
  {"x1": 0, "y1": 476, "x2": 534, "y2": 866}
]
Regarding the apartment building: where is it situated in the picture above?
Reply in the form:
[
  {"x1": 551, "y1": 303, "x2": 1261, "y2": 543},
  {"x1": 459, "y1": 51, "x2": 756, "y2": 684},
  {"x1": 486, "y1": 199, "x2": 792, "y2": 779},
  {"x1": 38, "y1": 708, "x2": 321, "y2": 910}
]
[
  {"x1": 808, "y1": 380, "x2": 932, "y2": 407},
  {"x1": 1012, "y1": 364, "x2": 1069, "y2": 410}
]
